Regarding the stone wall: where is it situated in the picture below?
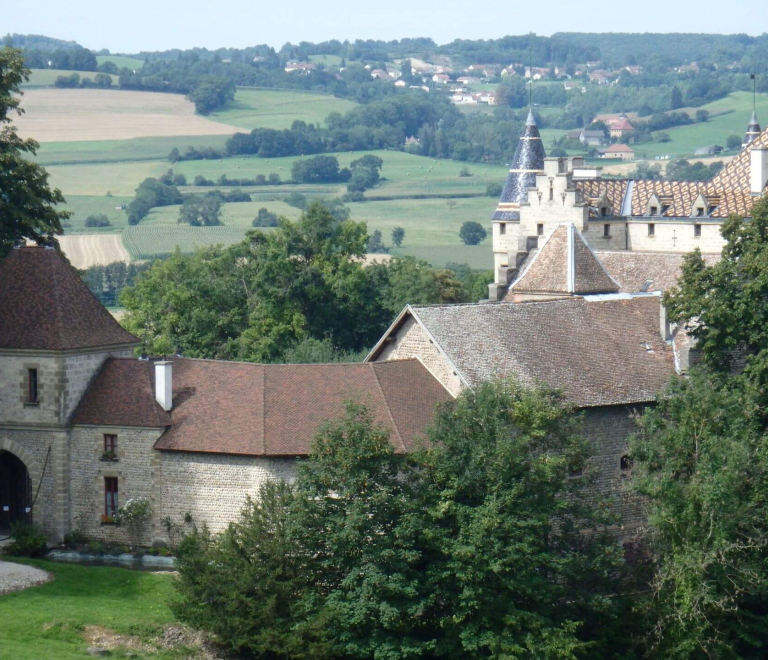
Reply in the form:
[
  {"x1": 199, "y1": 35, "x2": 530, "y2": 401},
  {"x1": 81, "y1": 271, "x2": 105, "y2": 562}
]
[
  {"x1": 0, "y1": 348, "x2": 132, "y2": 427},
  {"x1": 69, "y1": 426, "x2": 162, "y2": 546},
  {"x1": 583, "y1": 219, "x2": 628, "y2": 251},
  {"x1": 159, "y1": 452, "x2": 296, "y2": 535},
  {"x1": 581, "y1": 406, "x2": 647, "y2": 532},
  {"x1": 0, "y1": 431, "x2": 59, "y2": 537},
  {"x1": 627, "y1": 220, "x2": 725, "y2": 253},
  {"x1": 374, "y1": 315, "x2": 463, "y2": 396}
]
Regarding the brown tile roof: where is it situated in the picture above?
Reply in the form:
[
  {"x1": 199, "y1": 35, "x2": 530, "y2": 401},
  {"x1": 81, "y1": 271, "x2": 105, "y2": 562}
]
[
  {"x1": 410, "y1": 296, "x2": 675, "y2": 407},
  {"x1": 629, "y1": 180, "x2": 756, "y2": 218},
  {"x1": 74, "y1": 358, "x2": 451, "y2": 456},
  {"x1": 0, "y1": 247, "x2": 138, "y2": 351},
  {"x1": 710, "y1": 127, "x2": 768, "y2": 191},
  {"x1": 507, "y1": 224, "x2": 619, "y2": 297},
  {"x1": 592, "y1": 251, "x2": 720, "y2": 293},
  {"x1": 576, "y1": 179, "x2": 628, "y2": 216},
  {"x1": 604, "y1": 143, "x2": 634, "y2": 153},
  {"x1": 71, "y1": 359, "x2": 171, "y2": 428}
]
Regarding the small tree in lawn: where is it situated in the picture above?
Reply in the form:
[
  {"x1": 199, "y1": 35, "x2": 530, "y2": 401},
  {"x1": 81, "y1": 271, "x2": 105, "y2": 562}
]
[
  {"x1": 459, "y1": 220, "x2": 487, "y2": 245},
  {"x1": 367, "y1": 229, "x2": 387, "y2": 253},
  {"x1": 391, "y1": 226, "x2": 405, "y2": 247}
]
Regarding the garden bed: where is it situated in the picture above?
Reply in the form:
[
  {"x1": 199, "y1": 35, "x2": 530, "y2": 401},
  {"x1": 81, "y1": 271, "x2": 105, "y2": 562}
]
[{"x1": 46, "y1": 549, "x2": 175, "y2": 570}]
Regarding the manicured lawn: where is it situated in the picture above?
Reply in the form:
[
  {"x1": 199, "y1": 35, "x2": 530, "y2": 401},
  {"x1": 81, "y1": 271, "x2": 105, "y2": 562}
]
[
  {"x1": 209, "y1": 88, "x2": 358, "y2": 131},
  {"x1": 96, "y1": 55, "x2": 145, "y2": 71},
  {"x1": 0, "y1": 559, "x2": 186, "y2": 660}
]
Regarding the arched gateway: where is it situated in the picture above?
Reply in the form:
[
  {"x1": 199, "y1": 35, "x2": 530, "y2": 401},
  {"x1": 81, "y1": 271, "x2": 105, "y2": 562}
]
[{"x1": 0, "y1": 449, "x2": 33, "y2": 531}]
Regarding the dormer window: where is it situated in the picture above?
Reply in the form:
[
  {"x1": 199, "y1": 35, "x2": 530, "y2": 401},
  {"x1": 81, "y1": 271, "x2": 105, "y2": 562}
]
[
  {"x1": 650, "y1": 206, "x2": 658, "y2": 216},
  {"x1": 696, "y1": 207, "x2": 704, "y2": 217},
  {"x1": 600, "y1": 206, "x2": 607, "y2": 217},
  {"x1": 27, "y1": 368, "x2": 38, "y2": 404}
]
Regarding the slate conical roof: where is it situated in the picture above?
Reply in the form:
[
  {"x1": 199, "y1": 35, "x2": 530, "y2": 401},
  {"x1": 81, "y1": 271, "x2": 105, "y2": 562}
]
[
  {"x1": 492, "y1": 109, "x2": 546, "y2": 220},
  {"x1": 508, "y1": 224, "x2": 620, "y2": 296},
  {"x1": 0, "y1": 246, "x2": 139, "y2": 350},
  {"x1": 743, "y1": 110, "x2": 762, "y2": 149}
]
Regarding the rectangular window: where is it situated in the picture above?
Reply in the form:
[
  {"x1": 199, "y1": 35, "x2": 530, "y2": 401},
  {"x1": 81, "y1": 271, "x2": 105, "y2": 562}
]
[
  {"x1": 649, "y1": 206, "x2": 658, "y2": 216},
  {"x1": 648, "y1": 223, "x2": 655, "y2": 236},
  {"x1": 603, "y1": 223, "x2": 610, "y2": 237},
  {"x1": 600, "y1": 206, "x2": 607, "y2": 217},
  {"x1": 499, "y1": 223, "x2": 506, "y2": 235},
  {"x1": 104, "y1": 434, "x2": 117, "y2": 455},
  {"x1": 104, "y1": 477, "x2": 118, "y2": 518},
  {"x1": 696, "y1": 207, "x2": 704, "y2": 217},
  {"x1": 27, "y1": 368, "x2": 38, "y2": 404},
  {"x1": 694, "y1": 224, "x2": 702, "y2": 237},
  {"x1": 537, "y1": 223, "x2": 544, "y2": 236}
]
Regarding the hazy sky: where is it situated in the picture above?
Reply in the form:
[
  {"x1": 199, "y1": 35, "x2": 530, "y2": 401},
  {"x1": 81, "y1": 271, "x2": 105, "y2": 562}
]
[{"x1": 4, "y1": 0, "x2": 766, "y2": 54}]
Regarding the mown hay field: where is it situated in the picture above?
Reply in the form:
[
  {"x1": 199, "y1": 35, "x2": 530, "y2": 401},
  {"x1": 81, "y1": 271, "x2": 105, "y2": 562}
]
[
  {"x1": 122, "y1": 225, "x2": 254, "y2": 260},
  {"x1": 58, "y1": 234, "x2": 131, "y2": 268},
  {"x1": 14, "y1": 89, "x2": 236, "y2": 143}
]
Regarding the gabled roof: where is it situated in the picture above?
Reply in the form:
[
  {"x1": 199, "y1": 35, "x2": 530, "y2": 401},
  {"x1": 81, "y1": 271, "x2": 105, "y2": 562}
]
[
  {"x1": 73, "y1": 358, "x2": 452, "y2": 456},
  {"x1": 507, "y1": 224, "x2": 619, "y2": 296},
  {"x1": 611, "y1": 118, "x2": 634, "y2": 131},
  {"x1": 0, "y1": 246, "x2": 138, "y2": 351},
  {"x1": 402, "y1": 296, "x2": 675, "y2": 408},
  {"x1": 604, "y1": 143, "x2": 634, "y2": 153}
]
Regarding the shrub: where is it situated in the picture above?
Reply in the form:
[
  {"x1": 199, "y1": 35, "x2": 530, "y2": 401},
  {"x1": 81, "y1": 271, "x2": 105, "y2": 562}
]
[
  {"x1": 550, "y1": 147, "x2": 567, "y2": 157},
  {"x1": 283, "y1": 192, "x2": 307, "y2": 210},
  {"x1": 458, "y1": 166, "x2": 473, "y2": 177},
  {"x1": 84, "y1": 214, "x2": 111, "y2": 228},
  {"x1": 486, "y1": 181, "x2": 503, "y2": 197},
  {"x1": 4, "y1": 522, "x2": 47, "y2": 558},
  {"x1": 172, "y1": 173, "x2": 187, "y2": 186},
  {"x1": 224, "y1": 189, "x2": 251, "y2": 203}
]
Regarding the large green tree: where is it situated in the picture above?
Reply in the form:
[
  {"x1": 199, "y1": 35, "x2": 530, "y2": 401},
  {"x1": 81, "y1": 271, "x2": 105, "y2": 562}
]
[
  {"x1": 0, "y1": 47, "x2": 69, "y2": 258},
  {"x1": 174, "y1": 380, "x2": 628, "y2": 660}
]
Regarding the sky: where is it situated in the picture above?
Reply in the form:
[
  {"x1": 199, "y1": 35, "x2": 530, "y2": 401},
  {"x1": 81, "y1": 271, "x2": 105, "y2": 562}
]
[{"x1": 4, "y1": 0, "x2": 766, "y2": 54}]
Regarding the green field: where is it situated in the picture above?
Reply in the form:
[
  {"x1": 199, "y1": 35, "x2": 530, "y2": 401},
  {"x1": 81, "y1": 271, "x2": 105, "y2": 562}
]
[
  {"x1": 308, "y1": 54, "x2": 344, "y2": 66},
  {"x1": 96, "y1": 55, "x2": 145, "y2": 70},
  {"x1": 209, "y1": 88, "x2": 358, "y2": 130},
  {"x1": 47, "y1": 160, "x2": 169, "y2": 196},
  {"x1": 21, "y1": 69, "x2": 85, "y2": 88},
  {"x1": 62, "y1": 196, "x2": 132, "y2": 232},
  {"x1": 0, "y1": 559, "x2": 182, "y2": 660},
  {"x1": 123, "y1": 225, "x2": 255, "y2": 259},
  {"x1": 34, "y1": 134, "x2": 232, "y2": 166},
  {"x1": 638, "y1": 92, "x2": 768, "y2": 158},
  {"x1": 124, "y1": 194, "x2": 495, "y2": 268}
]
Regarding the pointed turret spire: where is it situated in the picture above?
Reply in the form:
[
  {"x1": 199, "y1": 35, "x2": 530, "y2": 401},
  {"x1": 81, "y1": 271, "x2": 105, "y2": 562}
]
[
  {"x1": 491, "y1": 109, "x2": 546, "y2": 220},
  {"x1": 743, "y1": 110, "x2": 762, "y2": 149}
]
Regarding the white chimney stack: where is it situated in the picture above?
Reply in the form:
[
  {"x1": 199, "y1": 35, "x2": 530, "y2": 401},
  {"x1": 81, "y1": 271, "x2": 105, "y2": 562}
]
[
  {"x1": 750, "y1": 147, "x2": 768, "y2": 196},
  {"x1": 155, "y1": 361, "x2": 173, "y2": 412}
]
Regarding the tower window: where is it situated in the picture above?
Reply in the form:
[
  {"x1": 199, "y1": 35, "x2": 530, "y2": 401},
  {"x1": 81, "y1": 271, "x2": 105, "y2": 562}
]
[
  {"x1": 104, "y1": 477, "x2": 118, "y2": 518},
  {"x1": 537, "y1": 224, "x2": 544, "y2": 236},
  {"x1": 499, "y1": 223, "x2": 506, "y2": 235},
  {"x1": 27, "y1": 368, "x2": 38, "y2": 404},
  {"x1": 603, "y1": 223, "x2": 610, "y2": 237},
  {"x1": 648, "y1": 223, "x2": 655, "y2": 236},
  {"x1": 694, "y1": 224, "x2": 702, "y2": 237}
]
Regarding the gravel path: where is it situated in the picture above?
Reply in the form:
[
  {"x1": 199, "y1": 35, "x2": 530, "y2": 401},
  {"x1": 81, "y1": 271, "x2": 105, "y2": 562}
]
[{"x1": 0, "y1": 559, "x2": 52, "y2": 595}]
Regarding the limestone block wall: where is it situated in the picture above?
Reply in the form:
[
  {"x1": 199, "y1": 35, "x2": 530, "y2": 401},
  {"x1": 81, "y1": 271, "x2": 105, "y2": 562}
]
[
  {"x1": 581, "y1": 406, "x2": 646, "y2": 532},
  {"x1": 159, "y1": 452, "x2": 296, "y2": 534},
  {"x1": 0, "y1": 348, "x2": 133, "y2": 427},
  {"x1": 0, "y1": 431, "x2": 58, "y2": 537},
  {"x1": 69, "y1": 426, "x2": 162, "y2": 546},
  {"x1": 583, "y1": 220, "x2": 628, "y2": 251},
  {"x1": 374, "y1": 316, "x2": 463, "y2": 396},
  {"x1": 627, "y1": 220, "x2": 725, "y2": 254},
  {"x1": 492, "y1": 221, "x2": 520, "y2": 254}
]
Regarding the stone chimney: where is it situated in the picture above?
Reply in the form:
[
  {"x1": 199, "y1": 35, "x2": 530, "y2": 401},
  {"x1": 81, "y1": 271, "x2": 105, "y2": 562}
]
[
  {"x1": 750, "y1": 147, "x2": 768, "y2": 196},
  {"x1": 659, "y1": 304, "x2": 672, "y2": 341},
  {"x1": 155, "y1": 361, "x2": 173, "y2": 412}
]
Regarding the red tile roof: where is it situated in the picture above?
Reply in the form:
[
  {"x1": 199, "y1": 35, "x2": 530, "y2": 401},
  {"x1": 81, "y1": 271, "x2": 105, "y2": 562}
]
[
  {"x1": 604, "y1": 143, "x2": 634, "y2": 153},
  {"x1": 73, "y1": 358, "x2": 452, "y2": 456},
  {"x1": 0, "y1": 247, "x2": 139, "y2": 351}
]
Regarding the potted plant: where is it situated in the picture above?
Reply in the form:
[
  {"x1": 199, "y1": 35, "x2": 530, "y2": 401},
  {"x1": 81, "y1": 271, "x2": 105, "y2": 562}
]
[
  {"x1": 100, "y1": 449, "x2": 118, "y2": 462},
  {"x1": 100, "y1": 513, "x2": 119, "y2": 525}
]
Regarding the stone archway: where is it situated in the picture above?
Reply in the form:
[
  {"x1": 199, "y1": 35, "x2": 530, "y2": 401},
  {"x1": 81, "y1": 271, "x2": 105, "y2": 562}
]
[{"x1": 0, "y1": 441, "x2": 42, "y2": 533}]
